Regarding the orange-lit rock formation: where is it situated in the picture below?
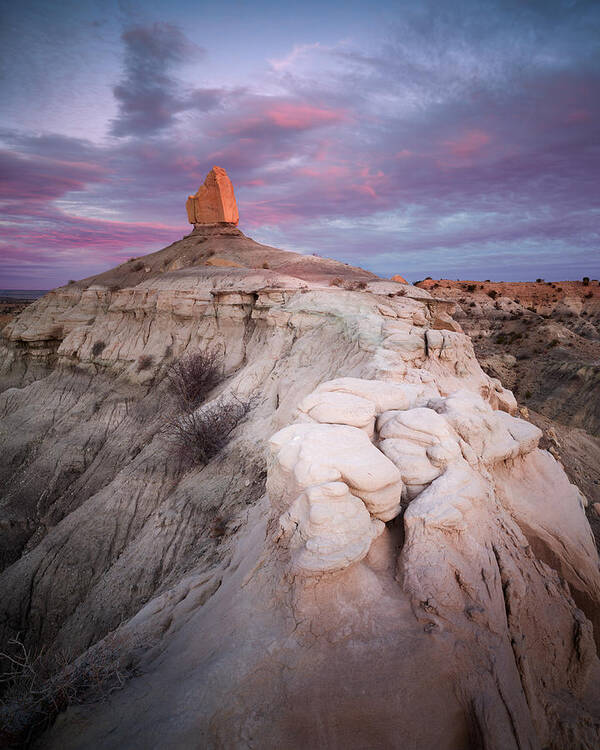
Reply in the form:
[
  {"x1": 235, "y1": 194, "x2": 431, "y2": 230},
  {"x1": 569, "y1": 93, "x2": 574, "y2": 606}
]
[{"x1": 186, "y1": 166, "x2": 239, "y2": 226}]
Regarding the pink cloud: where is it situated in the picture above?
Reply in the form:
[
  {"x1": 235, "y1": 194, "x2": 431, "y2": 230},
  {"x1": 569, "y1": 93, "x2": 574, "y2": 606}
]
[
  {"x1": 240, "y1": 178, "x2": 265, "y2": 187},
  {"x1": 241, "y1": 200, "x2": 301, "y2": 226},
  {"x1": 0, "y1": 150, "x2": 108, "y2": 202},
  {"x1": 353, "y1": 184, "x2": 377, "y2": 198},
  {"x1": 266, "y1": 104, "x2": 346, "y2": 130},
  {"x1": 351, "y1": 166, "x2": 387, "y2": 199},
  {"x1": 224, "y1": 99, "x2": 347, "y2": 137},
  {"x1": 566, "y1": 109, "x2": 591, "y2": 123},
  {"x1": 296, "y1": 165, "x2": 350, "y2": 179},
  {"x1": 443, "y1": 129, "x2": 491, "y2": 158}
]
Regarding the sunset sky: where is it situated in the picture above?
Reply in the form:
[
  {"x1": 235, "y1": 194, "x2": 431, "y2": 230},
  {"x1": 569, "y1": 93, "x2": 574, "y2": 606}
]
[{"x1": 1, "y1": 0, "x2": 599, "y2": 288}]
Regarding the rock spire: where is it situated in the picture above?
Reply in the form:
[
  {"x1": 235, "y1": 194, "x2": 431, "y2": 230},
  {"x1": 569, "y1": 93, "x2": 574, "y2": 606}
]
[{"x1": 186, "y1": 166, "x2": 239, "y2": 226}]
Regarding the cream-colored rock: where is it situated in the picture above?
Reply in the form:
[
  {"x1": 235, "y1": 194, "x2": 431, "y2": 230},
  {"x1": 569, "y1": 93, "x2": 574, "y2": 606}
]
[
  {"x1": 378, "y1": 407, "x2": 462, "y2": 496},
  {"x1": 278, "y1": 482, "x2": 384, "y2": 573},
  {"x1": 185, "y1": 166, "x2": 239, "y2": 225},
  {"x1": 268, "y1": 422, "x2": 403, "y2": 523},
  {"x1": 313, "y1": 377, "x2": 438, "y2": 413},
  {"x1": 403, "y1": 459, "x2": 489, "y2": 532},
  {"x1": 296, "y1": 390, "x2": 376, "y2": 433},
  {"x1": 428, "y1": 390, "x2": 541, "y2": 465}
]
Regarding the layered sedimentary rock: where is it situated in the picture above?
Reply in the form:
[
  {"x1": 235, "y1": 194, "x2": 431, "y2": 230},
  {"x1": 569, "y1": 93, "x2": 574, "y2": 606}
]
[
  {"x1": 1, "y1": 227, "x2": 599, "y2": 749},
  {"x1": 269, "y1": 378, "x2": 600, "y2": 748},
  {"x1": 185, "y1": 166, "x2": 239, "y2": 226}
]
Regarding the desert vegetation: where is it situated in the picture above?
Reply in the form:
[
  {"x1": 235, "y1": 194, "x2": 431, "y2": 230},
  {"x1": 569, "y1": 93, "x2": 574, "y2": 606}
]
[
  {"x1": 162, "y1": 350, "x2": 253, "y2": 466},
  {"x1": 91, "y1": 340, "x2": 105, "y2": 358},
  {"x1": 136, "y1": 354, "x2": 154, "y2": 372},
  {"x1": 163, "y1": 394, "x2": 253, "y2": 466},
  {"x1": 165, "y1": 350, "x2": 223, "y2": 411},
  {"x1": 0, "y1": 633, "x2": 143, "y2": 748}
]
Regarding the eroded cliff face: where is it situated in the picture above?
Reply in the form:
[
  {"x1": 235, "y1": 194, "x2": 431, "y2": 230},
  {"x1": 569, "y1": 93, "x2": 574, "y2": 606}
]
[{"x1": 1, "y1": 231, "x2": 599, "y2": 749}]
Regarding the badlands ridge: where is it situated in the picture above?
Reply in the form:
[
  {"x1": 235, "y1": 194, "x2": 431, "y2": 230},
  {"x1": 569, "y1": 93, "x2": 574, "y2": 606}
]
[{"x1": 1, "y1": 168, "x2": 599, "y2": 749}]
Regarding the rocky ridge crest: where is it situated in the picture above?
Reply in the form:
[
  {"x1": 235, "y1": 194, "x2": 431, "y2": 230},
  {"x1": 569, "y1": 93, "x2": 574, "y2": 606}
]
[{"x1": 1, "y1": 230, "x2": 599, "y2": 748}]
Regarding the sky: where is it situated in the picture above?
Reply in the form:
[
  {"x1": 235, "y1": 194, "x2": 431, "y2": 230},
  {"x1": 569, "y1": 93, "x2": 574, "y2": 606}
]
[{"x1": 1, "y1": 0, "x2": 599, "y2": 288}]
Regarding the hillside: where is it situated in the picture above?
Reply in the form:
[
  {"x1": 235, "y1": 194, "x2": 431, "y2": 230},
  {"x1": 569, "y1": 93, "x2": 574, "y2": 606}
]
[{"x1": 1, "y1": 229, "x2": 599, "y2": 749}]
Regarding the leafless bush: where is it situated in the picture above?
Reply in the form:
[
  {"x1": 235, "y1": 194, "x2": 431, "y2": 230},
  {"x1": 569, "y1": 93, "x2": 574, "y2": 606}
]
[
  {"x1": 136, "y1": 354, "x2": 154, "y2": 372},
  {"x1": 131, "y1": 261, "x2": 144, "y2": 272},
  {"x1": 165, "y1": 350, "x2": 223, "y2": 412},
  {"x1": 91, "y1": 340, "x2": 105, "y2": 357},
  {"x1": 329, "y1": 277, "x2": 344, "y2": 287},
  {"x1": 163, "y1": 395, "x2": 253, "y2": 467},
  {"x1": 0, "y1": 633, "x2": 142, "y2": 748},
  {"x1": 343, "y1": 279, "x2": 368, "y2": 291}
]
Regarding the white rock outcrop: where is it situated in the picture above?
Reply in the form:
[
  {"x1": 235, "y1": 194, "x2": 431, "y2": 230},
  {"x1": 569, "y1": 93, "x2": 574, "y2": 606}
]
[{"x1": 269, "y1": 381, "x2": 543, "y2": 574}]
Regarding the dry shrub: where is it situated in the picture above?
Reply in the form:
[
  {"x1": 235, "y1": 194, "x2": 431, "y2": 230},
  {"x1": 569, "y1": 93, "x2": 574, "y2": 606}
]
[
  {"x1": 166, "y1": 350, "x2": 222, "y2": 412},
  {"x1": 91, "y1": 340, "x2": 105, "y2": 357},
  {"x1": 136, "y1": 354, "x2": 154, "y2": 372},
  {"x1": 343, "y1": 279, "x2": 368, "y2": 291},
  {"x1": 131, "y1": 261, "x2": 144, "y2": 272},
  {"x1": 329, "y1": 277, "x2": 344, "y2": 287},
  {"x1": 164, "y1": 395, "x2": 253, "y2": 467},
  {"x1": 0, "y1": 633, "x2": 143, "y2": 748}
]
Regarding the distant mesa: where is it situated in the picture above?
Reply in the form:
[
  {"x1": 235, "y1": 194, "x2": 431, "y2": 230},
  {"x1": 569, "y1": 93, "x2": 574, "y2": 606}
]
[
  {"x1": 391, "y1": 274, "x2": 408, "y2": 284},
  {"x1": 186, "y1": 166, "x2": 239, "y2": 226}
]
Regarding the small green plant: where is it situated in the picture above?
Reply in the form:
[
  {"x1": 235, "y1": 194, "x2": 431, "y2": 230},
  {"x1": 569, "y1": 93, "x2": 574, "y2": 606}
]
[
  {"x1": 582, "y1": 277, "x2": 590, "y2": 286},
  {"x1": 525, "y1": 390, "x2": 532, "y2": 399},
  {"x1": 487, "y1": 290, "x2": 498, "y2": 299}
]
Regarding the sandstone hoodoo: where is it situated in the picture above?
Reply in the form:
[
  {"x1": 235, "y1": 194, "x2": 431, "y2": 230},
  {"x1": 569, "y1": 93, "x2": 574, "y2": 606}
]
[{"x1": 185, "y1": 165, "x2": 239, "y2": 226}]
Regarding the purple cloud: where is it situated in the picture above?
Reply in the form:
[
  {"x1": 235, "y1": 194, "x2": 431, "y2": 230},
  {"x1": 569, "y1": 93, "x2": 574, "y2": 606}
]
[
  {"x1": 110, "y1": 23, "x2": 217, "y2": 137},
  {"x1": 1, "y1": 2, "x2": 599, "y2": 287}
]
